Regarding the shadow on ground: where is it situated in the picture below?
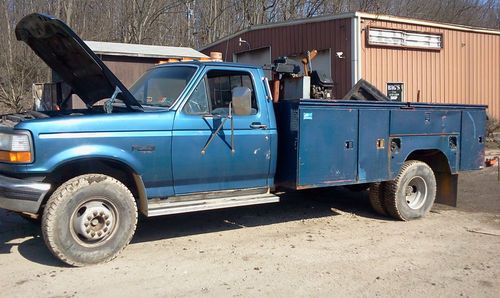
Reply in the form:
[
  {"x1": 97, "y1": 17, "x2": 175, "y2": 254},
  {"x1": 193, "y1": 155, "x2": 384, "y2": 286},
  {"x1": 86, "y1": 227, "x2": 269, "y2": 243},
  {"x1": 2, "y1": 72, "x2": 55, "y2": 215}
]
[
  {"x1": 0, "y1": 187, "x2": 381, "y2": 266},
  {"x1": 0, "y1": 211, "x2": 63, "y2": 267},
  {"x1": 132, "y1": 187, "x2": 383, "y2": 244}
]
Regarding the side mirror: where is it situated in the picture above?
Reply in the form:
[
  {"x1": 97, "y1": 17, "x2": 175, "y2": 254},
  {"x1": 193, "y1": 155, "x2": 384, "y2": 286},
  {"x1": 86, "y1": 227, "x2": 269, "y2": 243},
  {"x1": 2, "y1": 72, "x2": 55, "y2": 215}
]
[{"x1": 231, "y1": 87, "x2": 252, "y2": 116}]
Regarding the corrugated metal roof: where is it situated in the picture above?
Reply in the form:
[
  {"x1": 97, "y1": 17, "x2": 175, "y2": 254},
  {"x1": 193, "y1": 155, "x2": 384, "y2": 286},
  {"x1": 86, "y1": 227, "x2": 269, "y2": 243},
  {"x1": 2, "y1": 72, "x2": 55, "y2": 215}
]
[
  {"x1": 199, "y1": 11, "x2": 500, "y2": 50},
  {"x1": 85, "y1": 41, "x2": 209, "y2": 59}
]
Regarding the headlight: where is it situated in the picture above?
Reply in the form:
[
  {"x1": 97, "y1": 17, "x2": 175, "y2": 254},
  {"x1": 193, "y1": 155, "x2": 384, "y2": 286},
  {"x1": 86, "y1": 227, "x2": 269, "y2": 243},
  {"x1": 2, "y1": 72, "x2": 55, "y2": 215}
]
[{"x1": 0, "y1": 132, "x2": 33, "y2": 163}]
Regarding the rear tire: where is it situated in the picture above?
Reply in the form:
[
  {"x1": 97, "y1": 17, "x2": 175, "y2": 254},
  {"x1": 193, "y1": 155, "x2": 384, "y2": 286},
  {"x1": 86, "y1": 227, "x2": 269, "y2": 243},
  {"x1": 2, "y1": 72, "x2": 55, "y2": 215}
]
[
  {"x1": 42, "y1": 174, "x2": 137, "y2": 266},
  {"x1": 368, "y1": 183, "x2": 387, "y2": 216},
  {"x1": 384, "y1": 160, "x2": 436, "y2": 221}
]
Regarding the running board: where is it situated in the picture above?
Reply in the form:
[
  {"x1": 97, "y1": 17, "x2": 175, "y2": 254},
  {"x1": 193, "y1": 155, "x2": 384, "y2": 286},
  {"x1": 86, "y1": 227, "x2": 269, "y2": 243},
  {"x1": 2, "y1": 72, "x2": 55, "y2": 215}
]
[{"x1": 147, "y1": 193, "x2": 280, "y2": 217}]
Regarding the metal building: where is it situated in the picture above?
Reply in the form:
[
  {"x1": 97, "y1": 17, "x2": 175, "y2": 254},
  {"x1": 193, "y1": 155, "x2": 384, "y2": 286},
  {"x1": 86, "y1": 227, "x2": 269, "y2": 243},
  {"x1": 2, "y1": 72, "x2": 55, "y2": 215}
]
[
  {"x1": 200, "y1": 12, "x2": 500, "y2": 120},
  {"x1": 86, "y1": 41, "x2": 209, "y2": 87}
]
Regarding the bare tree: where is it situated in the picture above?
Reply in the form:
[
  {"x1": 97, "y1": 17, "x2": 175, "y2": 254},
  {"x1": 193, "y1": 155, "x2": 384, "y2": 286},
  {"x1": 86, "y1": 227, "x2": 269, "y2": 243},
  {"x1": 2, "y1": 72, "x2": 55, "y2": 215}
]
[
  {"x1": 0, "y1": 0, "x2": 49, "y2": 113},
  {"x1": 0, "y1": 0, "x2": 498, "y2": 113}
]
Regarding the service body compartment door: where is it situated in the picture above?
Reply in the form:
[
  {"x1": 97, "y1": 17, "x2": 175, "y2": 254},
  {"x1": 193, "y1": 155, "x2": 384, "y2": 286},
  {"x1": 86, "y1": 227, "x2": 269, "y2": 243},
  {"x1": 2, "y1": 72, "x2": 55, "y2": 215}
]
[
  {"x1": 460, "y1": 110, "x2": 486, "y2": 170},
  {"x1": 358, "y1": 110, "x2": 390, "y2": 182},
  {"x1": 297, "y1": 107, "x2": 358, "y2": 187}
]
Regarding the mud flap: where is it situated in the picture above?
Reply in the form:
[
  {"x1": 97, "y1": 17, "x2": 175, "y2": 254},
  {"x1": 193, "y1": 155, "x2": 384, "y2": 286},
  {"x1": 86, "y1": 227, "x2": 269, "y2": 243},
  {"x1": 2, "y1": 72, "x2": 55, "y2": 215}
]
[{"x1": 435, "y1": 172, "x2": 458, "y2": 207}]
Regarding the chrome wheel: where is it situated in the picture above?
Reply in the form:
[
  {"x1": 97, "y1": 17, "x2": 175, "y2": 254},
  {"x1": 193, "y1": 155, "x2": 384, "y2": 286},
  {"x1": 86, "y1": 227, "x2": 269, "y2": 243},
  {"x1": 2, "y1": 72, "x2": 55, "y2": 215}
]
[
  {"x1": 404, "y1": 176, "x2": 428, "y2": 210},
  {"x1": 71, "y1": 198, "x2": 118, "y2": 246}
]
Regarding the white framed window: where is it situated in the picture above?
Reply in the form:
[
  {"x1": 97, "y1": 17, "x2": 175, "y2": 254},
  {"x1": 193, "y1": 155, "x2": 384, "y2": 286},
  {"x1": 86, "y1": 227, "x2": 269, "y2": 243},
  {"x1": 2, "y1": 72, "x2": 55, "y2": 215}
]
[{"x1": 367, "y1": 27, "x2": 442, "y2": 50}]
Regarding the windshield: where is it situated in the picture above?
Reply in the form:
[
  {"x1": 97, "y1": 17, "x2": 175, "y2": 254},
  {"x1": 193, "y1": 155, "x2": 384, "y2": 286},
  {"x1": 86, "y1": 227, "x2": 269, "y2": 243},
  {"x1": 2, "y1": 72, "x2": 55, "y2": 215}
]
[{"x1": 129, "y1": 66, "x2": 197, "y2": 107}]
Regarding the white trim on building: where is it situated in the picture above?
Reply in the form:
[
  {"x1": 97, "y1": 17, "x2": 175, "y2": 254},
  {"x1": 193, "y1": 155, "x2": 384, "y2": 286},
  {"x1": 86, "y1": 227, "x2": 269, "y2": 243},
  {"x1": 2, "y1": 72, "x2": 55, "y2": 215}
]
[
  {"x1": 85, "y1": 41, "x2": 209, "y2": 59},
  {"x1": 351, "y1": 15, "x2": 363, "y2": 85}
]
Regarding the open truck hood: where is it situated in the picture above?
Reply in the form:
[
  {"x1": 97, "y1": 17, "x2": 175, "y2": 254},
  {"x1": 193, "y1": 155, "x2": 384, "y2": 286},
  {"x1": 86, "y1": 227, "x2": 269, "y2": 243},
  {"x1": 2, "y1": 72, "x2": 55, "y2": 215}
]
[{"x1": 15, "y1": 13, "x2": 142, "y2": 110}]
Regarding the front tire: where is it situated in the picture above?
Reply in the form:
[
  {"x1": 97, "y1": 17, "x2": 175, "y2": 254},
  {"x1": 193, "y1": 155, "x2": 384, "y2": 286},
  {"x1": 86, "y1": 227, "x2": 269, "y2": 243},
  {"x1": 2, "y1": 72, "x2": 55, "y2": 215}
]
[
  {"x1": 384, "y1": 160, "x2": 436, "y2": 221},
  {"x1": 42, "y1": 174, "x2": 137, "y2": 266}
]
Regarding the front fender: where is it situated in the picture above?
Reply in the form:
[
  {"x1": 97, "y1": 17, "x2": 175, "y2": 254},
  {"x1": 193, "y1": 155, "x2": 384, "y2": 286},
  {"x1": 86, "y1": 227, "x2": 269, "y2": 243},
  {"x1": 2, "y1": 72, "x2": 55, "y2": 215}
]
[
  {"x1": 25, "y1": 130, "x2": 173, "y2": 198},
  {"x1": 32, "y1": 144, "x2": 143, "y2": 174}
]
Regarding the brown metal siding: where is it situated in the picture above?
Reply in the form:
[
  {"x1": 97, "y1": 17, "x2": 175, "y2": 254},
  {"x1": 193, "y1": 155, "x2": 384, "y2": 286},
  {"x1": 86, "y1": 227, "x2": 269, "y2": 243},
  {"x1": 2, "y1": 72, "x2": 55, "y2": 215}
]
[
  {"x1": 100, "y1": 55, "x2": 159, "y2": 87},
  {"x1": 67, "y1": 56, "x2": 159, "y2": 109},
  {"x1": 360, "y1": 19, "x2": 500, "y2": 120},
  {"x1": 202, "y1": 19, "x2": 353, "y2": 98}
]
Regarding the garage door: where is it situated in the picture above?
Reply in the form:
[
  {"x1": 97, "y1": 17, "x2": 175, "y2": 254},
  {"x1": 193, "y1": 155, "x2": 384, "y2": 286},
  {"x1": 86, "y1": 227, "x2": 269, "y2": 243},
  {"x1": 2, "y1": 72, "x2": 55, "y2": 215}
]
[{"x1": 234, "y1": 47, "x2": 271, "y2": 79}]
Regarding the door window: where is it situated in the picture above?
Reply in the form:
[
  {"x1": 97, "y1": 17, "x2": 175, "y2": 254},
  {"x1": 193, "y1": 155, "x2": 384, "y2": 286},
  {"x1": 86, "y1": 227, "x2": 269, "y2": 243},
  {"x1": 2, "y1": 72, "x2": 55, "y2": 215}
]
[{"x1": 183, "y1": 70, "x2": 258, "y2": 115}]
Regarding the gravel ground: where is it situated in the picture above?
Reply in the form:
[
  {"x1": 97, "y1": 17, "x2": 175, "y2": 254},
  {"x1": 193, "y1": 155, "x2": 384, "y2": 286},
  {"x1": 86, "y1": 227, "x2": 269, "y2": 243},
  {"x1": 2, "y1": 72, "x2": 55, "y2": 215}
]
[{"x1": 1, "y1": 163, "x2": 499, "y2": 297}]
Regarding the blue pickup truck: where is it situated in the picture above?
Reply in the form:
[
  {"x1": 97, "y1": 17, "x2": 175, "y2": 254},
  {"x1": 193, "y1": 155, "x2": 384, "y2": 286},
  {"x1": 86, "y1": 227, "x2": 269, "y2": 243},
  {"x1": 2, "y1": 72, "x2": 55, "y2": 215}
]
[{"x1": 0, "y1": 14, "x2": 486, "y2": 266}]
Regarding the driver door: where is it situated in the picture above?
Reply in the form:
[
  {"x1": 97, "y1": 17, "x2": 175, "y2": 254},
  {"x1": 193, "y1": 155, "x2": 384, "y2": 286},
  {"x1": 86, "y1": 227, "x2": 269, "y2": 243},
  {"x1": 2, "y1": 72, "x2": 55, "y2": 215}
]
[{"x1": 172, "y1": 67, "x2": 271, "y2": 195}]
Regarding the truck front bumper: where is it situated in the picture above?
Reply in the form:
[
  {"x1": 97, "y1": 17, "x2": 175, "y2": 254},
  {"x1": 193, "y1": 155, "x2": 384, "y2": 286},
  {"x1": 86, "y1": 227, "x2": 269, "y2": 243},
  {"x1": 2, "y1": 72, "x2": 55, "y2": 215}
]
[{"x1": 0, "y1": 174, "x2": 51, "y2": 213}]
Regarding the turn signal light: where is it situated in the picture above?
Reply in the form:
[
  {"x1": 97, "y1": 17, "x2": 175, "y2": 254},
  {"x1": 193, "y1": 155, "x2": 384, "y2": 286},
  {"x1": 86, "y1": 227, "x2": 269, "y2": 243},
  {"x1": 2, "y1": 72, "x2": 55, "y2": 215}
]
[{"x1": 0, "y1": 151, "x2": 32, "y2": 163}]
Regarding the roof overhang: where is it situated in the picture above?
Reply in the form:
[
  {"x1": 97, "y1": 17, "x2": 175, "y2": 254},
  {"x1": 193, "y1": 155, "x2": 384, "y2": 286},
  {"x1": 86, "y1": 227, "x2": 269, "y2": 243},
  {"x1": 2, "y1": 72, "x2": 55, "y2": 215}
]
[{"x1": 85, "y1": 41, "x2": 209, "y2": 59}]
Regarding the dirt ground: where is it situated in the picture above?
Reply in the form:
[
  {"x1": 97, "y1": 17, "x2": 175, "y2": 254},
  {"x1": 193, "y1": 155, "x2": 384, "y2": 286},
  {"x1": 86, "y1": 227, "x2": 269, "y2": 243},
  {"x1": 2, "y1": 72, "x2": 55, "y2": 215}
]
[{"x1": 1, "y1": 156, "x2": 499, "y2": 297}]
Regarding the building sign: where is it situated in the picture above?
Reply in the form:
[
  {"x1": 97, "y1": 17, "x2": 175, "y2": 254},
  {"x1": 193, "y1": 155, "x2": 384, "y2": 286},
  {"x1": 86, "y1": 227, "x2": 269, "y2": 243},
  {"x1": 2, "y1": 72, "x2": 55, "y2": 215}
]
[
  {"x1": 387, "y1": 82, "x2": 404, "y2": 101},
  {"x1": 368, "y1": 27, "x2": 442, "y2": 50}
]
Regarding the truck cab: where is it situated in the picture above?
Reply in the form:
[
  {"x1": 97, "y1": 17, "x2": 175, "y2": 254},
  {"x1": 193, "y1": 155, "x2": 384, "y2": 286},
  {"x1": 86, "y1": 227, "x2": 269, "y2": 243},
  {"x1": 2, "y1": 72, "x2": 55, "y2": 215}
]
[{"x1": 157, "y1": 63, "x2": 276, "y2": 195}]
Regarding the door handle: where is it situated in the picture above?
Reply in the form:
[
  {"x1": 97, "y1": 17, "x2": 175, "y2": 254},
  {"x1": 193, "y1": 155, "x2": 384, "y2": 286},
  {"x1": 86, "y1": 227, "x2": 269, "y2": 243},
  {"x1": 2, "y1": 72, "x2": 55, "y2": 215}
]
[{"x1": 250, "y1": 122, "x2": 267, "y2": 129}]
